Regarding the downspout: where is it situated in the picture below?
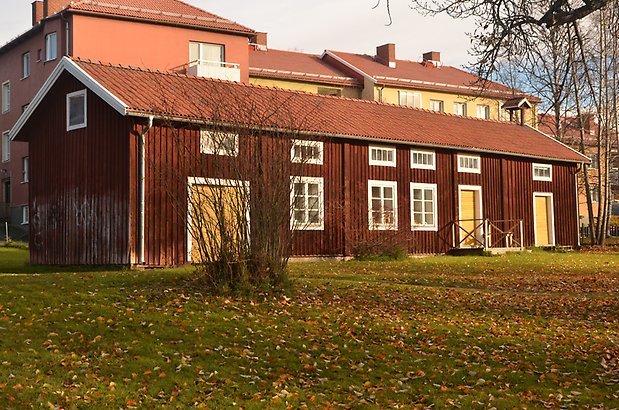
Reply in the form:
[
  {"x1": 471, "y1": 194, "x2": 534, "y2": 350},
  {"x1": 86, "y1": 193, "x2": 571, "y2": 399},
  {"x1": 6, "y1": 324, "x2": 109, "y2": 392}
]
[
  {"x1": 60, "y1": 12, "x2": 70, "y2": 56},
  {"x1": 138, "y1": 116, "x2": 154, "y2": 264},
  {"x1": 575, "y1": 163, "x2": 583, "y2": 247}
]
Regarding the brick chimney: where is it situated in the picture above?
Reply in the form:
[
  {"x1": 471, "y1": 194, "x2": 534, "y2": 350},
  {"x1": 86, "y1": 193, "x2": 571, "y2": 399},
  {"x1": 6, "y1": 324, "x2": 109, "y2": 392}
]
[
  {"x1": 32, "y1": 1, "x2": 44, "y2": 26},
  {"x1": 376, "y1": 43, "x2": 396, "y2": 68},
  {"x1": 250, "y1": 32, "x2": 268, "y2": 51},
  {"x1": 43, "y1": 0, "x2": 71, "y2": 18},
  {"x1": 422, "y1": 51, "x2": 441, "y2": 66}
]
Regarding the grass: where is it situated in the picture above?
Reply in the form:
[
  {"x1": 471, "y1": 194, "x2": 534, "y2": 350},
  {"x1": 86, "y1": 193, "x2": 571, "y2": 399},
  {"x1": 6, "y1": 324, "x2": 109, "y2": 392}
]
[{"x1": 0, "y1": 249, "x2": 618, "y2": 408}]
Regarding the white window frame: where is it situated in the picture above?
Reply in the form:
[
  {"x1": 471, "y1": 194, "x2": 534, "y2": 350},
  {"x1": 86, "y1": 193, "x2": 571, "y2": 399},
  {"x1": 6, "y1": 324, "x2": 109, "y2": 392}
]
[
  {"x1": 476, "y1": 104, "x2": 490, "y2": 120},
  {"x1": 199, "y1": 129, "x2": 239, "y2": 156},
  {"x1": 532, "y1": 163, "x2": 553, "y2": 182},
  {"x1": 533, "y1": 192, "x2": 556, "y2": 247},
  {"x1": 454, "y1": 102, "x2": 467, "y2": 116},
  {"x1": 22, "y1": 52, "x2": 30, "y2": 79},
  {"x1": 291, "y1": 140, "x2": 323, "y2": 165},
  {"x1": 1, "y1": 130, "x2": 9, "y2": 162},
  {"x1": 457, "y1": 154, "x2": 481, "y2": 174},
  {"x1": 410, "y1": 149, "x2": 436, "y2": 170},
  {"x1": 410, "y1": 182, "x2": 438, "y2": 231},
  {"x1": 21, "y1": 205, "x2": 29, "y2": 225},
  {"x1": 22, "y1": 157, "x2": 29, "y2": 183},
  {"x1": 368, "y1": 180, "x2": 398, "y2": 231},
  {"x1": 290, "y1": 176, "x2": 324, "y2": 231},
  {"x1": 369, "y1": 145, "x2": 396, "y2": 167},
  {"x1": 45, "y1": 32, "x2": 57, "y2": 62},
  {"x1": 398, "y1": 91, "x2": 422, "y2": 108},
  {"x1": 66, "y1": 89, "x2": 87, "y2": 131},
  {"x1": 2, "y1": 81, "x2": 10, "y2": 114},
  {"x1": 429, "y1": 99, "x2": 444, "y2": 112}
]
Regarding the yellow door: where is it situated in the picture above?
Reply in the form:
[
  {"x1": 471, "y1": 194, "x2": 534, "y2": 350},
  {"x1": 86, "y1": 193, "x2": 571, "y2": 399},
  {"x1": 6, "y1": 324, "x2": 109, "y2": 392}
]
[
  {"x1": 460, "y1": 190, "x2": 479, "y2": 247},
  {"x1": 189, "y1": 185, "x2": 246, "y2": 263},
  {"x1": 535, "y1": 195, "x2": 552, "y2": 246}
]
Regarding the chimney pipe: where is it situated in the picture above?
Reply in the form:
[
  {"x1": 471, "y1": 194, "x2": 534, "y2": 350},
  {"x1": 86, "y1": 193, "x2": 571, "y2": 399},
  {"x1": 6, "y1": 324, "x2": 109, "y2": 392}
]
[
  {"x1": 43, "y1": 0, "x2": 71, "y2": 18},
  {"x1": 376, "y1": 43, "x2": 396, "y2": 68},
  {"x1": 250, "y1": 32, "x2": 268, "y2": 51},
  {"x1": 32, "y1": 1, "x2": 44, "y2": 26},
  {"x1": 422, "y1": 51, "x2": 441, "y2": 66}
]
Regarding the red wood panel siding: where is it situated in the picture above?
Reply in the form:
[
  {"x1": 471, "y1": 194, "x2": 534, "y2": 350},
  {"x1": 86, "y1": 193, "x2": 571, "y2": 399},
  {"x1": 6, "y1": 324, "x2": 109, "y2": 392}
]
[{"x1": 27, "y1": 72, "x2": 131, "y2": 265}]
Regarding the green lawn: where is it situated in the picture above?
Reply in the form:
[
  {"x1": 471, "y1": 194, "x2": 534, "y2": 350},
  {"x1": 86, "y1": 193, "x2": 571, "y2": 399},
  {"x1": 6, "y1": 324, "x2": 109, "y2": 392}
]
[{"x1": 0, "y1": 248, "x2": 618, "y2": 408}]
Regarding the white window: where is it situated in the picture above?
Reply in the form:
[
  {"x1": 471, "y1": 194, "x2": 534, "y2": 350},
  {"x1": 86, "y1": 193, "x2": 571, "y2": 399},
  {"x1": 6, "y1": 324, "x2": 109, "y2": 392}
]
[
  {"x1": 368, "y1": 180, "x2": 398, "y2": 230},
  {"x1": 1, "y1": 131, "x2": 9, "y2": 162},
  {"x1": 476, "y1": 104, "x2": 490, "y2": 120},
  {"x1": 66, "y1": 89, "x2": 87, "y2": 131},
  {"x1": 189, "y1": 42, "x2": 225, "y2": 66},
  {"x1": 21, "y1": 205, "x2": 29, "y2": 225},
  {"x1": 458, "y1": 154, "x2": 481, "y2": 173},
  {"x1": 411, "y1": 183, "x2": 438, "y2": 231},
  {"x1": 454, "y1": 102, "x2": 467, "y2": 116},
  {"x1": 200, "y1": 129, "x2": 239, "y2": 156},
  {"x1": 2, "y1": 81, "x2": 10, "y2": 113},
  {"x1": 430, "y1": 100, "x2": 444, "y2": 112},
  {"x1": 399, "y1": 91, "x2": 421, "y2": 108},
  {"x1": 291, "y1": 177, "x2": 324, "y2": 230},
  {"x1": 291, "y1": 140, "x2": 323, "y2": 165},
  {"x1": 45, "y1": 32, "x2": 57, "y2": 61},
  {"x1": 22, "y1": 157, "x2": 29, "y2": 183},
  {"x1": 411, "y1": 149, "x2": 436, "y2": 170},
  {"x1": 22, "y1": 52, "x2": 30, "y2": 79},
  {"x1": 369, "y1": 145, "x2": 396, "y2": 167},
  {"x1": 532, "y1": 163, "x2": 552, "y2": 182}
]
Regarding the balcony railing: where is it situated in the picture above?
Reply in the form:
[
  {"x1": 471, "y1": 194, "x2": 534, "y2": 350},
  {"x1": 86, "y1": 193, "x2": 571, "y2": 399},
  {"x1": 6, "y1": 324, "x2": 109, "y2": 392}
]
[{"x1": 183, "y1": 59, "x2": 241, "y2": 82}]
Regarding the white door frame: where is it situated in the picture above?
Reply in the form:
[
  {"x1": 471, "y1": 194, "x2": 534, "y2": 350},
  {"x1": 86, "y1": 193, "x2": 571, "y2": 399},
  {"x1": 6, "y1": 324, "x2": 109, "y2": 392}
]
[
  {"x1": 533, "y1": 192, "x2": 555, "y2": 247},
  {"x1": 458, "y1": 185, "x2": 484, "y2": 247}
]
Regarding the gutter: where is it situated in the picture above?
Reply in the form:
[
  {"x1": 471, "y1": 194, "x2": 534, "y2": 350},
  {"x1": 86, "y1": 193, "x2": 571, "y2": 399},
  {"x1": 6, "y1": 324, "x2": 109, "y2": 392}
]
[{"x1": 138, "y1": 116, "x2": 154, "y2": 264}]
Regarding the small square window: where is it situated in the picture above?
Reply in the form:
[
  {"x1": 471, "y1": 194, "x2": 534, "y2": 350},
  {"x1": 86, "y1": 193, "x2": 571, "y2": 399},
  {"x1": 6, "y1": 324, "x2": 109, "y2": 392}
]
[
  {"x1": 369, "y1": 145, "x2": 396, "y2": 167},
  {"x1": 45, "y1": 32, "x2": 57, "y2": 62},
  {"x1": 66, "y1": 89, "x2": 87, "y2": 131},
  {"x1": 532, "y1": 163, "x2": 552, "y2": 181},
  {"x1": 458, "y1": 154, "x2": 481, "y2": 174},
  {"x1": 411, "y1": 149, "x2": 435, "y2": 170},
  {"x1": 291, "y1": 140, "x2": 323, "y2": 165},
  {"x1": 21, "y1": 205, "x2": 29, "y2": 225},
  {"x1": 476, "y1": 104, "x2": 490, "y2": 120},
  {"x1": 200, "y1": 129, "x2": 239, "y2": 156},
  {"x1": 454, "y1": 102, "x2": 467, "y2": 116},
  {"x1": 2, "y1": 81, "x2": 10, "y2": 114},
  {"x1": 430, "y1": 100, "x2": 444, "y2": 112}
]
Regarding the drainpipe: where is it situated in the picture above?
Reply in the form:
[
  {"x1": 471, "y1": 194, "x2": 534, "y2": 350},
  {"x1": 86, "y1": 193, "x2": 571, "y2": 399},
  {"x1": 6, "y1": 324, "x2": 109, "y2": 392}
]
[
  {"x1": 138, "y1": 116, "x2": 154, "y2": 264},
  {"x1": 60, "y1": 12, "x2": 70, "y2": 56}
]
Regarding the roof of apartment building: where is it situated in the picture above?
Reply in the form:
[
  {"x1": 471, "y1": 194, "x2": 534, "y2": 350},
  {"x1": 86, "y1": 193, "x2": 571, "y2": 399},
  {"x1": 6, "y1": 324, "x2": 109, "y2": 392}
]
[
  {"x1": 13, "y1": 57, "x2": 586, "y2": 164},
  {"x1": 249, "y1": 48, "x2": 361, "y2": 87},
  {"x1": 538, "y1": 114, "x2": 600, "y2": 146},
  {"x1": 324, "y1": 49, "x2": 541, "y2": 102}
]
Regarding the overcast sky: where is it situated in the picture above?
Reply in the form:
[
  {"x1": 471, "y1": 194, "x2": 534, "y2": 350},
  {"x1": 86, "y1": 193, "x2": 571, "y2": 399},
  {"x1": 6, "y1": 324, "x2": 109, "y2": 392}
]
[{"x1": 0, "y1": 0, "x2": 475, "y2": 67}]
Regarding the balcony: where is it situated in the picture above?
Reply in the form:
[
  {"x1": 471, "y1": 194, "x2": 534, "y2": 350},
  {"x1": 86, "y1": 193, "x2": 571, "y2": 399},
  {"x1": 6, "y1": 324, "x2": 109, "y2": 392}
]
[{"x1": 187, "y1": 59, "x2": 241, "y2": 82}]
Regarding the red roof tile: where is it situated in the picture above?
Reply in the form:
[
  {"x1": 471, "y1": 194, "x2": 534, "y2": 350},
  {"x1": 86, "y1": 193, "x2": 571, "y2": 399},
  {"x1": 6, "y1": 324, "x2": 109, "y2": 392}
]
[
  {"x1": 73, "y1": 59, "x2": 585, "y2": 163},
  {"x1": 66, "y1": 0, "x2": 254, "y2": 35},
  {"x1": 326, "y1": 50, "x2": 541, "y2": 102},
  {"x1": 249, "y1": 48, "x2": 361, "y2": 87}
]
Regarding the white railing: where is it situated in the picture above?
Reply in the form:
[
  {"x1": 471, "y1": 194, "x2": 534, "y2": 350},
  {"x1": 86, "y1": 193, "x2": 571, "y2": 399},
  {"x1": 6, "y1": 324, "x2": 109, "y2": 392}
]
[{"x1": 186, "y1": 59, "x2": 241, "y2": 82}]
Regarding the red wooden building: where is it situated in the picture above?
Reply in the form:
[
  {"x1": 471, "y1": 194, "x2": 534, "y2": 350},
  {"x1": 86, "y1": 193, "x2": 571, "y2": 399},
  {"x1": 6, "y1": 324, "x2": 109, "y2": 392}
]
[{"x1": 11, "y1": 57, "x2": 588, "y2": 265}]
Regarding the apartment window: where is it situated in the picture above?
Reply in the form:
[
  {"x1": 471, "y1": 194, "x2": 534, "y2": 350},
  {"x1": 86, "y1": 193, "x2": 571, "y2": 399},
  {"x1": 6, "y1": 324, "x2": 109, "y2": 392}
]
[
  {"x1": 2, "y1": 180, "x2": 10, "y2": 203},
  {"x1": 291, "y1": 140, "x2": 323, "y2": 165},
  {"x1": 37, "y1": 49, "x2": 42, "y2": 62},
  {"x1": 22, "y1": 52, "x2": 30, "y2": 79},
  {"x1": 66, "y1": 89, "x2": 87, "y2": 131},
  {"x1": 411, "y1": 183, "x2": 438, "y2": 231},
  {"x1": 532, "y1": 163, "x2": 552, "y2": 182},
  {"x1": 200, "y1": 129, "x2": 239, "y2": 156},
  {"x1": 2, "y1": 81, "x2": 10, "y2": 113},
  {"x1": 399, "y1": 91, "x2": 421, "y2": 108},
  {"x1": 476, "y1": 104, "x2": 490, "y2": 120},
  {"x1": 368, "y1": 180, "x2": 397, "y2": 230},
  {"x1": 1, "y1": 131, "x2": 9, "y2": 162},
  {"x1": 369, "y1": 145, "x2": 396, "y2": 167},
  {"x1": 430, "y1": 100, "x2": 444, "y2": 112},
  {"x1": 45, "y1": 32, "x2": 57, "y2": 61},
  {"x1": 588, "y1": 154, "x2": 599, "y2": 169},
  {"x1": 590, "y1": 186, "x2": 600, "y2": 202},
  {"x1": 21, "y1": 205, "x2": 29, "y2": 225},
  {"x1": 291, "y1": 177, "x2": 324, "y2": 230},
  {"x1": 22, "y1": 157, "x2": 29, "y2": 183},
  {"x1": 458, "y1": 154, "x2": 481, "y2": 173},
  {"x1": 411, "y1": 149, "x2": 435, "y2": 170},
  {"x1": 189, "y1": 42, "x2": 224, "y2": 66},
  {"x1": 454, "y1": 102, "x2": 467, "y2": 116},
  {"x1": 317, "y1": 87, "x2": 342, "y2": 97}
]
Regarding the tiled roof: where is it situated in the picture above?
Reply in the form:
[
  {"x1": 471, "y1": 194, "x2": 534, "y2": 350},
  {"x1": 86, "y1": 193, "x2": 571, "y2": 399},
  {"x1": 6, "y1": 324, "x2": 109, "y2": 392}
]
[
  {"x1": 249, "y1": 48, "x2": 361, "y2": 87},
  {"x1": 66, "y1": 0, "x2": 254, "y2": 35},
  {"x1": 326, "y1": 50, "x2": 541, "y2": 102},
  {"x1": 72, "y1": 58, "x2": 585, "y2": 163}
]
